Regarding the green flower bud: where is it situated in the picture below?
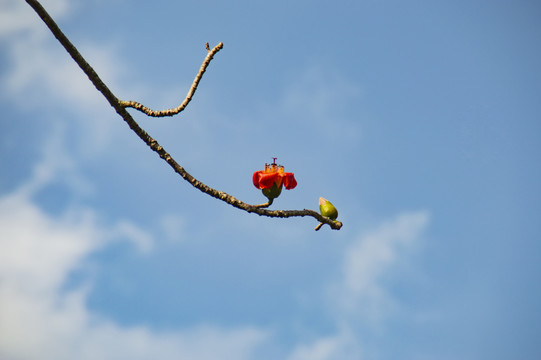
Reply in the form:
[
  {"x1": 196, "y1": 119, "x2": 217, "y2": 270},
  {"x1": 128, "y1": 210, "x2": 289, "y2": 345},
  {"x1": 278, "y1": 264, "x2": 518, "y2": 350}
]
[{"x1": 319, "y1": 197, "x2": 338, "y2": 220}]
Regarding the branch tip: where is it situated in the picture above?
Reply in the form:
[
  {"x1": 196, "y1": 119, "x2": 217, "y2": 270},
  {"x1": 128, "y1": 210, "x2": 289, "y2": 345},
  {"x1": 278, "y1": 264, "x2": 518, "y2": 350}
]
[{"x1": 119, "y1": 41, "x2": 224, "y2": 117}]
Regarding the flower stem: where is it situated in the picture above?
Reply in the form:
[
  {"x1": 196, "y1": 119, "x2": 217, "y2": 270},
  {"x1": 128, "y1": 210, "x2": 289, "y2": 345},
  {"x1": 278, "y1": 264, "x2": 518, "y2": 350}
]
[{"x1": 253, "y1": 198, "x2": 273, "y2": 209}]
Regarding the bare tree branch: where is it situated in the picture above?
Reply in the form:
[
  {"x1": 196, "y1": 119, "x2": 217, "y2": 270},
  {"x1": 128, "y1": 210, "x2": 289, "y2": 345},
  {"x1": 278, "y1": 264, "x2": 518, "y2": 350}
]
[
  {"x1": 119, "y1": 42, "x2": 224, "y2": 117},
  {"x1": 25, "y1": 0, "x2": 343, "y2": 230}
]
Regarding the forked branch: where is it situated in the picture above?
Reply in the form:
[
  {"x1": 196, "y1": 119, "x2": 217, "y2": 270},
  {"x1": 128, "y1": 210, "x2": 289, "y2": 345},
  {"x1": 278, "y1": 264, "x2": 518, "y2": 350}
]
[{"x1": 25, "y1": 0, "x2": 343, "y2": 230}]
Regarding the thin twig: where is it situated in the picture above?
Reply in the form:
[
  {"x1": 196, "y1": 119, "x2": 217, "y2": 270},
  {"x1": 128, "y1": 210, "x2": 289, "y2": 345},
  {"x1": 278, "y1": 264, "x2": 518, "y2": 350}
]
[
  {"x1": 118, "y1": 42, "x2": 224, "y2": 117},
  {"x1": 252, "y1": 199, "x2": 273, "y2": 209},
  {"x1": 25, "y1": 0, "x2": 343, "y2": 230}
]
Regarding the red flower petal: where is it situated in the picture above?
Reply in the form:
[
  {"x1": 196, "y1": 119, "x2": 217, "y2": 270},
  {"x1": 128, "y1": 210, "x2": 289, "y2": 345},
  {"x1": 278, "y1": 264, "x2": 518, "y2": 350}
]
[
  {"x1": 258, "y1": 172, "x2": 282, "y2": 189},
  {"x1": 282, "y1": 172, "x2": 297, "y2": 189},
  {"x1": 253, "y1": 170, "x2": 264, "y2": 189}
]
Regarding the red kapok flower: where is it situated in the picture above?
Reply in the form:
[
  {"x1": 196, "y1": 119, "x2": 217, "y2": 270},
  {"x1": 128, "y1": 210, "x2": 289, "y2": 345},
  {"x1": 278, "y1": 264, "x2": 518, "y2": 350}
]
[{"x1": 253, "y1": 158, "x2": 297, "y2": 200}]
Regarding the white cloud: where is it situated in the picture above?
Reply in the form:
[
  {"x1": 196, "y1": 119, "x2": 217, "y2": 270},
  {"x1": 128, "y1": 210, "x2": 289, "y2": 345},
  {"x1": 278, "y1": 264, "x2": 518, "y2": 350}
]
[
  {"x1": 0, "y1": 192, "x2": 98, "y2": 296},
  {"x1": 0, "y1": 0, "x2": 146, "y2": 157},
  {"x1": 107, "y1": 219, "x2": 154, "y2": 253},
  {"x1": 2, "y1": 28, "x2": 122, "y2": 155},
  {"x1": 286, "y1": 330, "x2": 362, "y2": 360},
  {"x1": 0, "y1": 183, "x2": 267, "y2": 360},
  {"x1": 0, "y1": 96, "x2": 265, "y2": 359},
  {"x1": 334, "y1": 211, "x2": 430, "y2": 324},
  {"x1": 0, "y1": 0, "x2": 94, "y2": 107},
  {"x1": 285, "y1": 211, "x2": 430, "y2": 360},
  {"x1": 0, "y1": 0, "x2": 69, "y2": 37},
  {"x1": 5, "y1": 38, "x2": 112, "y2": 110},
  {"x1": 16, "y1": 122, "x2": 94, "y2": 199},
  {"x1": 159, "y1": 213, "x2": 186, "y2": 243}
]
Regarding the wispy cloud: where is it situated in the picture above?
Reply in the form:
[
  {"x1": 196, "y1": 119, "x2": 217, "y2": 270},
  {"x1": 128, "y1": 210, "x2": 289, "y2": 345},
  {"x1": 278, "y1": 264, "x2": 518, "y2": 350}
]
[
  {"x1": 286, "y1": 330, "x2": 362, "y2": 360},
  {"x1": 0, "y1": 163, "x2": 267, "y2": 360},
  {"x1": 0, "y1": 0, "x2": 69, "y2": 37},
  {"x1": 285, "y1": 211, "x2": 430, "y2": 359},
  {"x1": 281, "y1": 65, "x2": 363, "y2": 142},
  {"x1": 15, "y1": 123, "x2": 94, "y2": 199},
  {"x1": 335, "y1": 211, "x2": 430, "y2": 324},
  {"x1": 0, "y1": 0, "x2": 177, "y2": 157},
  {"x1": 159, "y1": 213, "x2": 186, "y2": 243}
]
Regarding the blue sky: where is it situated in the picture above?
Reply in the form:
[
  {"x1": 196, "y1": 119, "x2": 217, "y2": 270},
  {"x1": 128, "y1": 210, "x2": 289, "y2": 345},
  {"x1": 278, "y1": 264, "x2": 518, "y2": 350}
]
[{"x1": 1, "y1": 0, "x2": 540, "y2": 359}]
